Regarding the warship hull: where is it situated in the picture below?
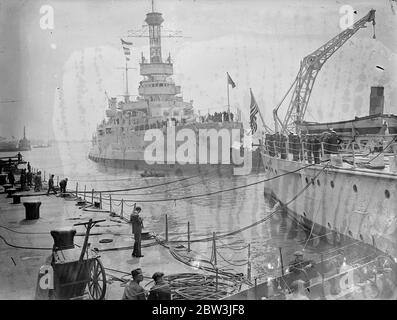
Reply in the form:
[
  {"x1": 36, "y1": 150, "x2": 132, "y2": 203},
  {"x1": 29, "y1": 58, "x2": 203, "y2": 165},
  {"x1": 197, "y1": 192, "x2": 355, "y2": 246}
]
[{"x1": 261, "y1": 153, "x2": 397, "y2": 259}]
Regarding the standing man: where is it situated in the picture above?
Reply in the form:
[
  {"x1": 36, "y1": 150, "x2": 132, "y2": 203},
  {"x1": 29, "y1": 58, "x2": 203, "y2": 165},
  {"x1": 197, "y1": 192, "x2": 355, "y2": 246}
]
[
  {"x1": 130, "y1": 206, "x2": 144, "y2": 258},
  {"x1": 59, "y1": 178, "x2": 68, "y2": 193},
  {"x1": 47, "y1": 174, "x2": 57, "y2": 195},
  {"x1": 122, "y1": 268, "x2": 146, "y2": 300},
  {"x1": 27, "y1": 162, "x2": 31, "y2": 173},
  {"x1": 17, "y1": 152, "x2": 22, "y2": 163},
  {"x1": 148, "y1": 272, "x2": 172, "y2": 300},
  {"x1": 7, "y1": 170, "x2": 15, "y2": 187}
]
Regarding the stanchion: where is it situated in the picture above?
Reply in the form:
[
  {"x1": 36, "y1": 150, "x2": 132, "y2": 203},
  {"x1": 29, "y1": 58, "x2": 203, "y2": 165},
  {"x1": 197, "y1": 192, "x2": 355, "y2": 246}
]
[
  {"x1": 165, "y1": 214, "x2": 168, "y2": 242},
  {"x1": 279, "y1": 247, "x2": 284, "y2": 276},
  {"x1": 247, "y1": 243, "x2": 251, "y2": 281},
  {"x1": 75, "y1": 182, "x2": 78, "y2": 197},
  {"x1": 109, "y1": 194, "x2": 112, "y2": 214},
  {"x1": 212, "y1": 232, "x2": 218, "y2": 292},
  {"x1": 43, "y1": 171, "x2": 46, "y2": 182},
  {"x1": 99, "y1": 192, "x2": 102, "y2": 209},
  {"x1": 84, "y1": 185, "x2": 86, "y2": 201},
  {"x1": 91, "y1": 189, "x2": 94, "y2": 204},
  {"x1": 121, "y1": 199, "x2": 124, "y2": 218},
  {"x1": 187, "y1": 222, "x2": 191, "y2": 252}
]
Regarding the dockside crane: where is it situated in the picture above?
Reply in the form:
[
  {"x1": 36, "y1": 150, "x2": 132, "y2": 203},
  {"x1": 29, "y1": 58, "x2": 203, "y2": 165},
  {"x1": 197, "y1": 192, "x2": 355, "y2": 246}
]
[{"x1": 273, "y1": 9, "x2": 376, "y2": 135}]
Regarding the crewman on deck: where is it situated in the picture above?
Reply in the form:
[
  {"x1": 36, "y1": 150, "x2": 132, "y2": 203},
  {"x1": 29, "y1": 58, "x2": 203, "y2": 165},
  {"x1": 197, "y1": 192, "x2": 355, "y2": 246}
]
[
  {"x1": 47, "y1": 174, "x2": 57, "y2": 195},
  {"x1": 34, "y1": 171, "x2": 42, "y2": 192},
  {"x1": 59, "y1": 178, "x2": 68, "y2": 193},
  {"x1": 122, "y1": 268, "x2": 146, "y2": 300},
  {"x1": 27, "y1": 169, "x2": 33, "y2": 187},
  {"x1": 131, "y1": 206, "x2": 144, "y2": 257},
  {"x1": 7, "y1": 170, "x2": 15, "y2": 187},
  {"x1": 287, "y1": 251, "x2": 316, "y2": 286},
  {"x1": 17, "y1": 152, "x2": 22, "y2": 163},
  {"x1": 327, "y1": 129, "x2": 342, "y2": 154},
  {"x1": 148, "y1": 272, "x2": 172, "y2": 300}
]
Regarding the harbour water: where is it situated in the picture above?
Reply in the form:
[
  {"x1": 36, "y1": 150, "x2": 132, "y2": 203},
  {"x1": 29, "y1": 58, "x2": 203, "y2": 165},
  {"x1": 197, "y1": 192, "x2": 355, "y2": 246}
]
[{"x1": 3, "y1": 142, "x2": 382, "y2": 284}]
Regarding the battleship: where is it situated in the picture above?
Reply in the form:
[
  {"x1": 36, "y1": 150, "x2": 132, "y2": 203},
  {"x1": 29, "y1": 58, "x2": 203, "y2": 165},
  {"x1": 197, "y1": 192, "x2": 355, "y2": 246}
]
[{"x1": 88, "y1": 7, "x2": 243, "y2": 175}]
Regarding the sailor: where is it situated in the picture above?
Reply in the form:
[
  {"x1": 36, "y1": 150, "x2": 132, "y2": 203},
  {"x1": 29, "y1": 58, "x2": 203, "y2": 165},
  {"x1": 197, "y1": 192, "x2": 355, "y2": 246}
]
[
  {"x1": 27, "y1": 169, "x2": 33, "y2": 187},
  {"x1": 122, "y1": 268, "x2": 146, "y2": 300},
  {"x1": 130, "y1": 206, "x2": 144, "y2": 257},
  {"x1": 327, "y1": 129, "x2": 342, "y2": 154},
  {"x1": 288, "y1": 251, "x2": 316, "y2": 286},
  {"x1": 17, "y1": 152, "x2": 22, "y2": 163},
  {"x1": 280, "y1": 134, "x2": 288, "y2": 160},
  {"x1": 312, "y1": 135, "x2": 321, "y2": 164},
  {"x1": 20, "y1": 169, "x2": 27, "y2": 191},
  {"x1": 34, "y1": 171, "x2": 42, "y2": 192},
  {"x1": 27, "y1": 162, "x2": 31, "y2": 173},
  {"x1": 7, "y1": 170, "x2": 15, "y2": 187},
  {"x1": 47, "y1": 174, "x2": 57, "y2": 195},
  {"x1": 59, "y1": 178, "x2": 68, "y2": 193},
  {"x1": 148, "y1": 272, "x2": 172, "y2": 300}
]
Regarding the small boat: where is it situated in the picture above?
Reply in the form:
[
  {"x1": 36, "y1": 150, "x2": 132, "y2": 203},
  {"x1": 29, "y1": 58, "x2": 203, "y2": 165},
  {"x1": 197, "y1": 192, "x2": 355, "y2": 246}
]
[{"x1": 140, "y1": 171, "x2": 165, "y2": 178}]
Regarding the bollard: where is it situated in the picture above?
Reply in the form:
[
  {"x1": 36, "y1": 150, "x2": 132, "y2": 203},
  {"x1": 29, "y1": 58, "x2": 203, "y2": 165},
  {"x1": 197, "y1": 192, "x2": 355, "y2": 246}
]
[
  {"x1": 187, "y1": 222, "x2": 191, "y2": 252},
  {"x1": 84, "y1": 185, "x2": 86, "y2": 201},
  {"x1": 6, "y1": 188, "x2": 17, "y2": 198},
  {"x1": 99, "y1": 192, "x2": 102, "y2": 209},
  {"x1": 23, "y1": 201, "x2": 41, "y2": 220},
  {"x1": 165, "y1": 214, "x2": 168, "y2": 242},
  {"x1": 109, "y1": 194, "x2": 112, "y2": 214},
  {"x1": 91, "y1": 189, "x2": 94, "y2": 204},
  {"x1": 121, "y1": 199, "x2": 124, "y2": 218},
  {"x1": 12, "y1": 194, "x2": 21, "y2": 204}
]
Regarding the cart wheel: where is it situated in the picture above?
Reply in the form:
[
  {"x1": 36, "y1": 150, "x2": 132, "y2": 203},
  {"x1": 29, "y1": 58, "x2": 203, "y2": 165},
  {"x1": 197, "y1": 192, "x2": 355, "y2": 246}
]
[{"x1": 88, "y1": 258, "x2": 107, "y2": 300}]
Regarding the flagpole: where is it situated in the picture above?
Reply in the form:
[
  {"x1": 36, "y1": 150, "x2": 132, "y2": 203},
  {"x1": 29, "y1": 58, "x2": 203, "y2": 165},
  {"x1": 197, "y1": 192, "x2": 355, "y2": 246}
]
[
  {"x1": 227, "y1": 73, "x2": 230, "y2": 121},
  {"x1": 250, "y1": 88, "x2": 272, "y2": 134},
  {"x1": 125, "y1": 60, "x2": 129, "y2": 103}
]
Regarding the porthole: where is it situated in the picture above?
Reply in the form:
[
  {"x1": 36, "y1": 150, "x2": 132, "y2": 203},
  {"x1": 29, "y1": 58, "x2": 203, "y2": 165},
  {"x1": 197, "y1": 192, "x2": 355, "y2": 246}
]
[
  {"x1": 348, "y1": 230, "x2": 353, "y2": 237},
  {"x1": 275, "y1": 170, "x2": 278, "y2": 175},
  {"x1": 359, "y1": 234, "x2": 364, "y2": 241},
  {"x1": 330, "y1": 181, "x2": 335, "y2": 188},
  {"x1": 317, "y1": 180, "x2": 321, "y2": 186},
  {"x1": 385, "y1": 190, "x2": 390, "y2": 199},
  {"x1": 311, "y1": 178, "x2": 315, "y2": 185},
  {"x1": 327, "y1": 222, "x2": 331, "y2": 228},
  {"x1": 353, "y1": 184, "x2": 358, "y2": 193},
  {"x1": 305, "y1": 177, "x2": 309, "y2": 184},
  {"x1": 303, "y1": 212, "x2": 307, "y2": 217}
]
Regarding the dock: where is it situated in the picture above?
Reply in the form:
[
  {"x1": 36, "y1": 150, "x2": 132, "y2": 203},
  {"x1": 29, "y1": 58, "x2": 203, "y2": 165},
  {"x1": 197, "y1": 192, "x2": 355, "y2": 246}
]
[{"x1": 0, "y1": 180, "x2": 208, "y2": 299}]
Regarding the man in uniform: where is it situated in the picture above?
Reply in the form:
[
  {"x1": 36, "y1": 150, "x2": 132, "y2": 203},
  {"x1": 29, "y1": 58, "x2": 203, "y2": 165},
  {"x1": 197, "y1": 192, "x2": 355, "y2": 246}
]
[
  {"x1": 122, "y1": 268, "x2": 146, "y2": 300},
  {"x1": 288, "y1": 251, "x2": 316, "y2": 287},
  {"x1": 47, "y1": 174, "x2": 57, "y2": 195},
  {"x1": 59, "y1": 178, "x2": 68, "y2": 193},
  {"x1": 131, "y1": 206, "x2": 144, "y2": 257},
  {"x1": 148, "y1": 272, "x2": 172, "y2": 300}
]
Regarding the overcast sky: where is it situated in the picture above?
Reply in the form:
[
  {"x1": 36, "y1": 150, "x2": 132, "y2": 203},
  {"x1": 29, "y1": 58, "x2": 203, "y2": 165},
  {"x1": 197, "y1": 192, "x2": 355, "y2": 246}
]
[{"x1": 0, "y1": 0, "x2": 396, "y2": 141}]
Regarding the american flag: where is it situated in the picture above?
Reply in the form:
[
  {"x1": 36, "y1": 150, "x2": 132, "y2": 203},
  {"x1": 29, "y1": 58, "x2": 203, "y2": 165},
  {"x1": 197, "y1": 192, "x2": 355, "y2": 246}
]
[
  {"x1": 121, "y1": 38, "x2": 133, "y2": 61},
  {"x1": 249, "y1": 88, "x2": 259, "y2": 133}
]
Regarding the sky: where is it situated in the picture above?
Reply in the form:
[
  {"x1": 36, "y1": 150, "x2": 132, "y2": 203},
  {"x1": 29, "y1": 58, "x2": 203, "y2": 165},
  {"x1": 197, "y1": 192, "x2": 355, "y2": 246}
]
[{"x1": 0, "y1": 0, "x2": 396, "y2": 141}]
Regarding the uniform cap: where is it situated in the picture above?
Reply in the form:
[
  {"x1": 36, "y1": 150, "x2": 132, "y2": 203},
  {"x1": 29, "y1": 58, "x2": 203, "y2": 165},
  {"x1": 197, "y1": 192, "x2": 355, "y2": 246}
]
[
  {"x1": 152, "y1": 272, "x2": 164, "y2": 281},
  {"x1": 294, "y1": 251, "x2": 303, "y2": 256}
]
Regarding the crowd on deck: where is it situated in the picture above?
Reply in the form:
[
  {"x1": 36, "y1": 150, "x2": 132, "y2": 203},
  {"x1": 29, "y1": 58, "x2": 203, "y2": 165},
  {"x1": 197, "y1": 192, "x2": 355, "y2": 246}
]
[{"x1": 264, "y1": 129, "x2": 343, "y2": 164}]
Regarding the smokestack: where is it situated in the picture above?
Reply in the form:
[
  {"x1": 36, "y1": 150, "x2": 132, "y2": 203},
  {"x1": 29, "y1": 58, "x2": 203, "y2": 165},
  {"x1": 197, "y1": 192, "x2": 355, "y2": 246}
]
[{"x1": 369, "y1": 86, "x2": 384, "y2": 115}]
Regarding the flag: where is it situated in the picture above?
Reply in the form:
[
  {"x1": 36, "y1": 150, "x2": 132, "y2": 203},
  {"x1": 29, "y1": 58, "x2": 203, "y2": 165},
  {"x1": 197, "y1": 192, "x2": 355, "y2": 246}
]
[
  {"x1": 227, "y1": 72, "x2": 236, "y2": 88},
  {"x1": 121, "y1": 38, "x2": 133, "y2": 61},
  {"x1": 249, "y1": 88, "x2": 259, "y2": 134}
]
